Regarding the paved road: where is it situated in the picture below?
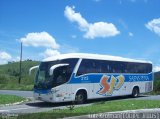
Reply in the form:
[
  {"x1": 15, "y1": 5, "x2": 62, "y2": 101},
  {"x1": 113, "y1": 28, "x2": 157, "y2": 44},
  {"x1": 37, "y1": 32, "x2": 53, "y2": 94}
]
[
  {"x1": 0, "y1": 90, "x2": 33, "y2": 99},
  {"x1": 0, "y1": 90, "x2": 92, "y2": 114},
  {"x1": 0, "y1": 100, "x2": 92, "y2": 114},
  {"x1": 0, "y1": 90, "x2": 160, "y2": 114}
]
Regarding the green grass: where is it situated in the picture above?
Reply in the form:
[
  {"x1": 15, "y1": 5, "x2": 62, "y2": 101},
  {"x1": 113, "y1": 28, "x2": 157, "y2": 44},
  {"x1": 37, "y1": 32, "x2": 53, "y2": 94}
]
[
  {"x1": 18, "y1": 100, "x2": 160, "y2": 119},
  {"x1": 0, "y1": 94, "x2": 26, "y2": 105}
]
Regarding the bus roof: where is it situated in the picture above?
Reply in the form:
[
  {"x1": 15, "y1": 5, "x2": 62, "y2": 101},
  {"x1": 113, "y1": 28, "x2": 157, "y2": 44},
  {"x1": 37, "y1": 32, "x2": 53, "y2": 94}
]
[{"x1": 43, "y1": 53, "x2": 152, "y2": 64}]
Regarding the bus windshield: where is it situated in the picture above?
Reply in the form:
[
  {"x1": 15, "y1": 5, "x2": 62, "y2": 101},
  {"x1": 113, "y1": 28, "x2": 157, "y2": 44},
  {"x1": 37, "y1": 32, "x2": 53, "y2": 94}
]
[{"x1": 34, "y1": 58, "x2": 78, "y2": 89}]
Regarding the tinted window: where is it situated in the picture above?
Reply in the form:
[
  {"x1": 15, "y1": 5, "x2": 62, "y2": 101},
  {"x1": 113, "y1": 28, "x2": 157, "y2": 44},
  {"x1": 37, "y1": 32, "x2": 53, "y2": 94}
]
[
  {"x1": 60, "y1": 58, "x2": 79, "y2": 81},
  {"x1": 76, "y1": 59, "x2": 152, "y2": 76},
  {"x1": 77, "y1": 59, "x2": 103, "y2": 76},
  {"x1": 35, "y1": 58, "x2": 78, "y2": 89}
]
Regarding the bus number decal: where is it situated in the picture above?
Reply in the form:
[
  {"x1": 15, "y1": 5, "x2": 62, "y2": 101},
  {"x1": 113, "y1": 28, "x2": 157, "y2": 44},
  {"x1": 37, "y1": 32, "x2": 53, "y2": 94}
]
[{"x1": 81, "y1": 76, "x2": 88, "y2": 81}]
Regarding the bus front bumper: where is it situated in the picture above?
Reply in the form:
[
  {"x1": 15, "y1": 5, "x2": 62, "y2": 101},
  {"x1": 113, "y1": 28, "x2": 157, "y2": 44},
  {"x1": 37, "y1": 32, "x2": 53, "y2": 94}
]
[{"x1": 33, "y1": 89, "x2": 67, "y2": 102}]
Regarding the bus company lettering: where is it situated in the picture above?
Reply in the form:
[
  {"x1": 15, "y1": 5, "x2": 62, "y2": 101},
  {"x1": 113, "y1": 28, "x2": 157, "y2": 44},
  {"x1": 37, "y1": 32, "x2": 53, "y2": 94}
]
[
  {"x1": 97, "y1": 75, "x2": 125, "y2": 96},
  {"x1": 129, "y1": 75, "x2": 149, "y2": 82}
]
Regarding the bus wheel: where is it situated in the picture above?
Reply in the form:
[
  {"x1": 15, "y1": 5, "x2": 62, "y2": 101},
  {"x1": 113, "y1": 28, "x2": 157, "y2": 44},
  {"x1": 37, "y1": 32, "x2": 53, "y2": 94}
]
[
  {"x1": 75, "y1": 91, "x2": 86, "y2": 104},
  {"x1": 132, "y1": 87, "x2": 139, "y2": 98}
]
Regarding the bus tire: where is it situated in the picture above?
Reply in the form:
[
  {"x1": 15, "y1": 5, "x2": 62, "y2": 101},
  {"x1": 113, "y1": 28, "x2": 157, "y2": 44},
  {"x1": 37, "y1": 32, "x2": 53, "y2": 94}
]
[
  {"x1": 75, "y1": 91, "x2": 87, "y2": 104},
  {"x1": 132, "y1": 87, "x2": 139, "y2": 98}
]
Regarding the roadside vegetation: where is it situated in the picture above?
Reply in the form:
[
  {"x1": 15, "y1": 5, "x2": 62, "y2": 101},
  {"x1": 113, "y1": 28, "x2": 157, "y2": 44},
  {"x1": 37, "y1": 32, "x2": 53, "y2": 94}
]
[
  {"x1": 153, "y1": 79, "x2": 160, "y2": 94},
  {"x1": 148, "y1": 76, "x2": 160, "y2": 95},
  {"x1": 0, "y1": 94, "x2": 26, "y2": 105},
  {"x1": 0, "y1": 60, "x2": 40, "y2": 90},
  {"x1": 18, "y1": 100, "x2": 160, "y2": 119}
]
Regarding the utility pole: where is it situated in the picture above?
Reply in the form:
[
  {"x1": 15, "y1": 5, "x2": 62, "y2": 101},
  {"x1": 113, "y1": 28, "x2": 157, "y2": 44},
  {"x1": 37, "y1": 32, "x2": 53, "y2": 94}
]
[{"x1": 19, "y1": 42, "x2": 22, "y2": 84}]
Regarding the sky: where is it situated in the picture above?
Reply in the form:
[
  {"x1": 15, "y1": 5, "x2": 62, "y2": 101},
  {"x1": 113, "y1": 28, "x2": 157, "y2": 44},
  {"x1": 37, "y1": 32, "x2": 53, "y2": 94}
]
[{"x1": 0, "y1": 0, "x2": 160, "y2": 71}]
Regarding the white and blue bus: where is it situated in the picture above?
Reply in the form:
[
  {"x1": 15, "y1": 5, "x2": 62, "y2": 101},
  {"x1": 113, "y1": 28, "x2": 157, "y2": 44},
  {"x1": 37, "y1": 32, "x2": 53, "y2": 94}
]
[{"x1": 30, "y1": 53, "x2": 153, "y2": 103}]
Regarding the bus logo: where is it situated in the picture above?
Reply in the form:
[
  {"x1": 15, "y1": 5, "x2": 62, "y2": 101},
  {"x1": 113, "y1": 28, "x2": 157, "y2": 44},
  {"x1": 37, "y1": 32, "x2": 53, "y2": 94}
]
[{"x1": 97, "y1": 75, "x2": 125, "y2": 95}]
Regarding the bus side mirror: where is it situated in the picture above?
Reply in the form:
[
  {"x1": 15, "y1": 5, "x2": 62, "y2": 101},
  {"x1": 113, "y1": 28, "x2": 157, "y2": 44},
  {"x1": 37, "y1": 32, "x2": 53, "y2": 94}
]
[
  {"x1": 49, "y1": 64, "x2": 69, "y2": 76},
  {"x1": 29, "y1": 65, "x2": 39, "y2": 75}
]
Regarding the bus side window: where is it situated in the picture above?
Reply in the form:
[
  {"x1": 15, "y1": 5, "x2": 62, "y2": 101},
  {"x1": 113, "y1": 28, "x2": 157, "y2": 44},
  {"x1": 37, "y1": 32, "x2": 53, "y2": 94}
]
[
  {"x1": 77, "y1": 59, "x2": 101, "y2": 76},
  {"x1": 76, "y1": 59, "x2": 87, "y2": 76},
  {"x1": 61, "y1": 58, "x2": 78, "y2": 79},
  {"x1": 91, "y1": 60, "x2": 101, "y2": 73}
]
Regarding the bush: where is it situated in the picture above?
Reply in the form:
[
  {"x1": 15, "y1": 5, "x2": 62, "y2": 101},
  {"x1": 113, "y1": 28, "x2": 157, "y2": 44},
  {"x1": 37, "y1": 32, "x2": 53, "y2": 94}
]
[
  {"x1": 0, "y1": 61, "x2": 39, "y2": 90},
  {"x1": 153, "y1": 80, "x2": 160, "y2": 93},
  {"x1": 0, "y1": 74, "x2": 10, "y2": 83}
]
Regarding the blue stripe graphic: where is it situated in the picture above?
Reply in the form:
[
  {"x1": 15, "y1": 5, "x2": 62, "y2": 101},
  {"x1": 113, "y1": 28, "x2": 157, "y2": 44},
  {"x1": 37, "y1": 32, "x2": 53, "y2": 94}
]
[
  {"x1": 68, "y1": 73, "x2": 153, "y2": 84},
  {"x1": 34, "y1": 89, "x2": 51, "y2": 94}
]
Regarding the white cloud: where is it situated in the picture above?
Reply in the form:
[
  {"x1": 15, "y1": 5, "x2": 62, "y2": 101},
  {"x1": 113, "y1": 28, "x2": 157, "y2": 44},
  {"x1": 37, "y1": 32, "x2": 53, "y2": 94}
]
[
  {"x1": 64, "y1": 6, "x2": 88, "y2": 31},
  {"x1": 41, "y1": 49, "x2": 60, "y2": 58},
  {"x1": 19, "y1": 32, "x2": 60, "y2": 49},
  {"x1": 64, "y1": 6, "x2": 120, "y2": 39},
  {"x1": 0, "y1": 51, "x2": 12, "y2": 60},
  {"x1": 0, "y1": 51, "x2": 12, "y2": 64},
  {"x1": 129, "y1": 32, "x2": 133, "y2": 37},
  {"x1": 40, "y1": 44, "x2": 79, "y2": 59},
  {"x1": 0, "y1": 60, "x2": 9, "y2": 65},
  {"x1": 145, "y1": 18, "x2": 160, "y2": 36},
  {"x1": 153, "y1": 65, "x2": 160, "y2": 72},
  {"x1": 84, "y1": 22, "x2": 120, "y2": 39},
  {"x1": 18, "y1": 31, "x2": 80, "y2": 60},
  {"x1": 12, "y1": 56, "x2": 20, "y2": 62}
]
